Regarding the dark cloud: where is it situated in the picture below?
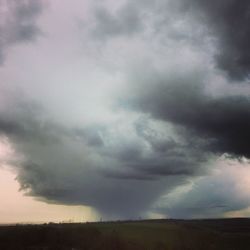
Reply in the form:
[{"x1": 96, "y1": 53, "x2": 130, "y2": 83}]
[
  {"x1": 0, "y1": 93, "x2": 197, "y2": 219},
  {"x1": 73, "y1": 127, "x2": 104, "y2": 147},
  {"x1": 5, "y1": 90, "x2": 248, "y2": 219},
  {"x1": 0, "y1": 0, "x2": 44, "y2": 63},
  {"x1": 127, "y1": 72, "x2": 250, "y2": 158},
  {"x1": 156, "y1": 160, "x2": 250, "y2": 218},
  {"x1": 2, "y1": 0, "x2": 250, "y2": 220},
  {"x1": 95, "y1": 0, "x2": 250, "y2": 80},
  {"x1": 0, "y1": 99, "x2": 63, "y2": 145},
  {"x1": 186, "y1": 0, "x2": 250, "y2": 80},
  {"x1": 90, "y1": 1, "x2": 144, "y2": 40}
]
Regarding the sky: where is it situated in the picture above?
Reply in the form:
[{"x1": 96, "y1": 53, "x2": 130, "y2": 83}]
[{"x1": 1, "y1": 0, "x2": 250, "y2": 223}]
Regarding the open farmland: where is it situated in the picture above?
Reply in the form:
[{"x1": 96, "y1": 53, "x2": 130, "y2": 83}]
[{"x1": 1, "y1": 219, "x2": 250, "y2": 250}]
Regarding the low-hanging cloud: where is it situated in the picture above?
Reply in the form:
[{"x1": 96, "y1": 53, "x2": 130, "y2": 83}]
[
  {"x1": 1, "y1": 0, "x2": 250, "y2": 220},
  {"x1": 156, "y1": 157, "x2": 250, "y2": 218},
  {"x1": 0, "y1": 89, "x2": 204, "y2": 219}
]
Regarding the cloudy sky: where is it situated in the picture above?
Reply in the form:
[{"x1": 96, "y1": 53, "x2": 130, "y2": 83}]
[{"x1": 1, "y1": 0, "x2": 250, "y2": 223}]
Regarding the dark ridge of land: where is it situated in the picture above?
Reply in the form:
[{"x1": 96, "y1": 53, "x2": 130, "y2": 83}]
[{"x1": 1, "y1": 218, "x2": 250, "y2": 249}]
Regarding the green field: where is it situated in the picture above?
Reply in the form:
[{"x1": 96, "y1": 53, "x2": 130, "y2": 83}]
[{"x1": 1, "y1": 219, "x2": 250, "y2": 249}]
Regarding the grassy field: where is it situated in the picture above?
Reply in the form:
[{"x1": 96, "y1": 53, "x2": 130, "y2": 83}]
[{"x1": 1, "y1": 219, "x2": 250, "y2": 249}]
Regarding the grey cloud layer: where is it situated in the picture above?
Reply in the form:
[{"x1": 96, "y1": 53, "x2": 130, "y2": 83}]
[
  {"x1": 91, "y1": 2, "x2": 144, "y2": 39},
  {"x1": 186, "y1": 0, "x2": 250, "y2": 80},
  {"x1": 1, "y1": 0, "x2": 250, "y2": 219},
  {"x1": 128, "y1": 76, "x2": 250, "y2": 158},
  {"x1": 157, "y1": 158, "x2": 250, "y2": 218},
  {"x1": 0, "y1": 92, "x2": 198, "y2": 218},
  {"x1": 91, "y1": 0, "x2": 250, "y2": 80},
  {"x1": 0, "y1": 0, "x2": 43, "y2": 63}
]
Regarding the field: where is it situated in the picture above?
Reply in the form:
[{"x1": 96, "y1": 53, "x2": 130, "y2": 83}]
[{"x1": 1, "y1": 219, "x2": 250, "y2": 249}]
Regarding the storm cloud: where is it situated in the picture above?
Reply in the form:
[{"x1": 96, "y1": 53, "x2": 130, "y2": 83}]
[
  {"x1": 0, "y1": 91, "x2": 206, "y2": 218},
  {"x1": 128, "y1": 75, "x2": 250, "y2": 158},
  {"x1": 185, "y1": 0, "x2": 250, "y2": 80},
  {"x1": 1, "y1": 0, "x2": 250, "y2": 220},
  {"x1": 156, "y1": 156, "x2": 250, "y2": 218},
  {"x1": 90, "y1": 2, "x2": 144, "y2": 39}
]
